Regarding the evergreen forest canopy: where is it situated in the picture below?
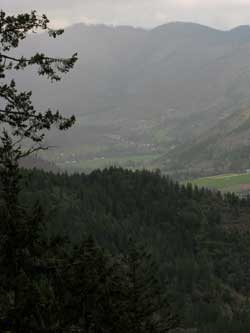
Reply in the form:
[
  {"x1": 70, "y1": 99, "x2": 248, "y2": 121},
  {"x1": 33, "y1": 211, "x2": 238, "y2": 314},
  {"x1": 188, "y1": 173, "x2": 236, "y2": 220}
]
[
  {"x1": 0, "y1": 8, "x2": 250, "y2": 333},
  {"x1": 18, "y1": 167, "x2": 250, "y2": 332}
]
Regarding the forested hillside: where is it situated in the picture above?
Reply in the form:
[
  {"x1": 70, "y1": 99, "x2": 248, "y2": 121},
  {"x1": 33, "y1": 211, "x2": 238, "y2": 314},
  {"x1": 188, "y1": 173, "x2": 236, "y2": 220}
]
[{"x1": 19, "y1": 167, "x2": 250, "y2": 332}]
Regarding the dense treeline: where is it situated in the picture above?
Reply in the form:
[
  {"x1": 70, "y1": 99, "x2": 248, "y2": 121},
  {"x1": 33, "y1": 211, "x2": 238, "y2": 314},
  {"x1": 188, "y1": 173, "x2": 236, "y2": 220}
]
[
  {"x1": 10, "y1": 167, "x2": 250, "y2": 332},
  {"x1": 0, "y1": 227, "x2": 177, "y2": 332}
]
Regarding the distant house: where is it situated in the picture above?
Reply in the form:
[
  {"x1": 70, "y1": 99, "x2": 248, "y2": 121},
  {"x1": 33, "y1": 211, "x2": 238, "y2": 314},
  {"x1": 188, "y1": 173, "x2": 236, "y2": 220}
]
[{"x1": 246, "y1": 169, "x2": 250, "y2": 174}]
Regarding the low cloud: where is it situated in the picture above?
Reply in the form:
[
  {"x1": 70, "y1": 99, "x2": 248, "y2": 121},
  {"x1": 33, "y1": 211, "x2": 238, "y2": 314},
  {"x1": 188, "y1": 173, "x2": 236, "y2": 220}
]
[{"x1": 2, "y1": 0, "x2": 250, "y2": 29}]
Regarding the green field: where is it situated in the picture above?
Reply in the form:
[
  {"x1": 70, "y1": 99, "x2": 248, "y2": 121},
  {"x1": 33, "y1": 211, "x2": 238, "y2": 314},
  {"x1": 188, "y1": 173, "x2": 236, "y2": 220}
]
[
  {"x1": 59, "y1": 154, "x2": 160, "y2": 171},
  {"x1": 189, "y1": 173, "x2": 250, "y2": 193}
]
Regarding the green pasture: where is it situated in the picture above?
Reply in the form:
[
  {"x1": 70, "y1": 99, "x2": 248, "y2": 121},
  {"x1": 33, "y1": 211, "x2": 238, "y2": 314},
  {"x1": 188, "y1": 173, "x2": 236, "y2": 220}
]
[
  {"x1": 189, "y1": 173, "x2": 250, "y2": 192},
  {"x1": 59, "y1": 154, "x2": 160, "y2": 171}
]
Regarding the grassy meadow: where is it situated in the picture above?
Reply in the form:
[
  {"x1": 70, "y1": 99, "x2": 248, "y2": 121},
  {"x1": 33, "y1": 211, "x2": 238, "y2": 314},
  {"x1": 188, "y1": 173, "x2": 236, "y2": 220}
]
[{"x1": 188, "y1": 173, "x2": 250, "y2": 193}]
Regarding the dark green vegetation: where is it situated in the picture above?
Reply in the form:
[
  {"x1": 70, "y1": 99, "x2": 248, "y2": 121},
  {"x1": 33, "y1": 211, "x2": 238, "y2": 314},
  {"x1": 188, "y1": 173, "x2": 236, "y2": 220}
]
[{"x1": 18, "y1": 167, "x2": 250, "y2": 332}]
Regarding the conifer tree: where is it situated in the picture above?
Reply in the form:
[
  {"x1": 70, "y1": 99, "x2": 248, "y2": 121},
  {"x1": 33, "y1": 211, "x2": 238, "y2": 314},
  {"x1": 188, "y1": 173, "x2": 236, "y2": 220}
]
[
  {"x1": 121, "y1": 241, "x2": 179, "y2": 333},
  {"x1": 0, "y1": 9, "x2": 77, "y2": 332},
  {"x1": 61, "y1": 236, "x2": 125, "y2": 333}
]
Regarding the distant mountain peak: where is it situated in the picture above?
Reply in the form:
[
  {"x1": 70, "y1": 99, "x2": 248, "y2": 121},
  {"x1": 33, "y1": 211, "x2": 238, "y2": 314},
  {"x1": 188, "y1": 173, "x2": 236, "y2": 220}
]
[
  {"x1": 66, "y1": 22, "x2": 146, "y2": 32},
  {"x1": 152, "y1": 21, "x2": 221, "y2": 33},
  {"x1": 229, "y1": 25, "x2": 250, "y2": 38},
  {"x1": 230, "y1": 25, "x2": 250, "y2": 32}
]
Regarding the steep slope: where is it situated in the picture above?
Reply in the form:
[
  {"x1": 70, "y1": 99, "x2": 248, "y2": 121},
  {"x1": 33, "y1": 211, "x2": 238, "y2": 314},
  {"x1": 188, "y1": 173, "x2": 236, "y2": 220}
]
[{"x1": 161, "y1": 107, "x2": 250, "y2": 178}]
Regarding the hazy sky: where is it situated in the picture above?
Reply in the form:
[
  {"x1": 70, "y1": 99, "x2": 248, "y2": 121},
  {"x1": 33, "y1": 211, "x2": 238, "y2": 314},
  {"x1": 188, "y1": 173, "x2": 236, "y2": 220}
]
[{"x1": 2, "y1": 0, "x2": 250, "y2": 30}]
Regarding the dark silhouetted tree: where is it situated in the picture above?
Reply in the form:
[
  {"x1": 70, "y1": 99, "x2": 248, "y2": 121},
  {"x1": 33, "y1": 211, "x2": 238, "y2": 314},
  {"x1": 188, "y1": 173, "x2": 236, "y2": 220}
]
[{"x1": 0, "y1": 9, "x2": 77, "y2": 332}]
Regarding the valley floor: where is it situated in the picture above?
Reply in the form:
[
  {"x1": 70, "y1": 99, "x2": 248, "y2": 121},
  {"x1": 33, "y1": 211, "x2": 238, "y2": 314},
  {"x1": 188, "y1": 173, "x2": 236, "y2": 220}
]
[{"x1": 188, "y1": 172, "x2": 250, "y2": 195}]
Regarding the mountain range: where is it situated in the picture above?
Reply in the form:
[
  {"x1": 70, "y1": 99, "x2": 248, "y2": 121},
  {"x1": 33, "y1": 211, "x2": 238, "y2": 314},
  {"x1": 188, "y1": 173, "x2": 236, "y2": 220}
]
[{"x1": 14, "y1": 22, "x2": 250, "y2": 174}]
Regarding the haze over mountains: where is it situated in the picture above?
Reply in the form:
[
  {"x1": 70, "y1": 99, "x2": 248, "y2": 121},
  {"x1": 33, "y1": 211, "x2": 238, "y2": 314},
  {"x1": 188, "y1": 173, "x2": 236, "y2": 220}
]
[{"x1": 16, "y1": 22, "x2": 250, "y2": 174}]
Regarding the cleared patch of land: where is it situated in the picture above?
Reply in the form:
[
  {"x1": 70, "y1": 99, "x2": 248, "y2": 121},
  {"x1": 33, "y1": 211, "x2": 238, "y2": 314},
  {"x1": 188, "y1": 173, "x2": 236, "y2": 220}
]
[{"x1": 188, "y1": 173, "x2": 250, "y2": 193}]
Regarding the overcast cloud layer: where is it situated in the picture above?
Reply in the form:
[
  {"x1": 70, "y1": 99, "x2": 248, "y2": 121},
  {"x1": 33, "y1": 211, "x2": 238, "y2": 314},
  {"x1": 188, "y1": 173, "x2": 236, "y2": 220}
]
[{"x1": 2, "y1": 0, "x2": 250, "y2": 30}]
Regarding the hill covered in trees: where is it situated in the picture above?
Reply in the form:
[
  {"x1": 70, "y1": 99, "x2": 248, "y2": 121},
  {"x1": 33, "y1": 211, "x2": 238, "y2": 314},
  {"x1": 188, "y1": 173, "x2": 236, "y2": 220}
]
[{"x1": 18, "y1": 167, "x2": 250, "y2": 332}]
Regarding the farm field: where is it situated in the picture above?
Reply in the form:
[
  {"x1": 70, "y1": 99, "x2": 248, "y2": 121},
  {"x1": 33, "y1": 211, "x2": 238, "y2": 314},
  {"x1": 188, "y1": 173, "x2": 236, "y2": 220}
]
[
  {"x1": 189, "y1": 173, "x2": 250, "y2": 193},
  {"x1": 58, "y1": 154, "x2": 160, "y2": 172}
]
